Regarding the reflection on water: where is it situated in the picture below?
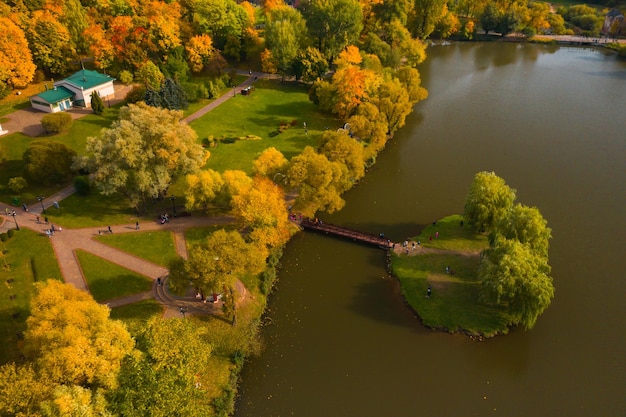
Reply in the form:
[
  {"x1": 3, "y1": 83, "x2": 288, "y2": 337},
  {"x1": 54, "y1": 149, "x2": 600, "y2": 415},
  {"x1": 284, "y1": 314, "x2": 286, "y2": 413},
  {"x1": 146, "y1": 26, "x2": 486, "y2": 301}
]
[{"x1": 236, "y1": 43, "x2": 626, "y2": 417}]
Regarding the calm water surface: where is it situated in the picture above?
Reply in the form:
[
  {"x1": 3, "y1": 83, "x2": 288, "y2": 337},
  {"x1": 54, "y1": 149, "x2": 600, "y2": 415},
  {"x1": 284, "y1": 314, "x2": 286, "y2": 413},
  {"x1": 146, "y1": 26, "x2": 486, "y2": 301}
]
[{"x1": 236, "y1": 43, "x2": 626, "y2": 416}]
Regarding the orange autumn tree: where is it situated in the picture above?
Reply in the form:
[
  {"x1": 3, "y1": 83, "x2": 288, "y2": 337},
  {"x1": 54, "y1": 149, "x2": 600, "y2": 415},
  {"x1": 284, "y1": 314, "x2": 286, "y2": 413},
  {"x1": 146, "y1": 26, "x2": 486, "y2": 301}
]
[
  {"x1": 83, "y1": 23, "x2": 115, "y2": 70},
  {"x1": 0, "y1": 16, "x2": 36, "y2": 89},
  {"x1": 331, "y1": 46, "x2": 381, "y2": 119},
  {"x1": 186, "y1": 34, "x2": 214, "y2": 73}
]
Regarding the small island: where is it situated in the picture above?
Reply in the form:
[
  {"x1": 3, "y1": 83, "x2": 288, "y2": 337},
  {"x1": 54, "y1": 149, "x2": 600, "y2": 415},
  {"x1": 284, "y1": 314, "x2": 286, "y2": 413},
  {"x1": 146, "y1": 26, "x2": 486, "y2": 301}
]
[{"x1": 390, "y1": 171, "x2": 554, "y2": 338}]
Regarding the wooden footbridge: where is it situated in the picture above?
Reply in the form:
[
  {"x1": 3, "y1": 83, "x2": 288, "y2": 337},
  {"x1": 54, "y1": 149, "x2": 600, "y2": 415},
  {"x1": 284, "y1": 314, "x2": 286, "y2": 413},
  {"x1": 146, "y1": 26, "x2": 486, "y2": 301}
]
[{"x1": 299, "y1": 218, "x2": 393, "y2": 249}]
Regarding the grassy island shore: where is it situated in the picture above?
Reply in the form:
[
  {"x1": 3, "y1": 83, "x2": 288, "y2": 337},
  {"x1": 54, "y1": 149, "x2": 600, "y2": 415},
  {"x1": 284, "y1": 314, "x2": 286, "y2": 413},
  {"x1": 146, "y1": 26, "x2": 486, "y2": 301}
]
[{"x1": 390, "y1": 214, "x2": 512, "y2": 338}]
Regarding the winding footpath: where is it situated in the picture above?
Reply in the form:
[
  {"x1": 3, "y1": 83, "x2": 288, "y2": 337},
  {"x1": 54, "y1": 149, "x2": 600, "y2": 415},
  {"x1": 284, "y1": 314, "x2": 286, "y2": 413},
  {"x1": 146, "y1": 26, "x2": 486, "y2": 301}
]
[{"x1": 0, "y1": 71, "x2": 265, "y2": 317}]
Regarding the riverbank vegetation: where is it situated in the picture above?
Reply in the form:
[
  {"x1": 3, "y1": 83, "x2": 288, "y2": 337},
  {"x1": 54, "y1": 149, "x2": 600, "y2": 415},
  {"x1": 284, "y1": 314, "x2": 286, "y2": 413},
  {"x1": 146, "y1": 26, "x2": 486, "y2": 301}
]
[{"x1": 392, "y1": 172, "x2": 554, "y2": 337}]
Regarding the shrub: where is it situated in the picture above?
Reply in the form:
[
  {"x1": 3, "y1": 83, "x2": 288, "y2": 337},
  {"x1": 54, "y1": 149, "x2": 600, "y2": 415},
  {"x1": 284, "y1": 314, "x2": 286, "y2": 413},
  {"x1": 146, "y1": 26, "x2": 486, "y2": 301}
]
[
  {"x1": 124, "y1": 85, "x2": 147, "y2": 104},
  {"x1": 91, "y1": 92, "x2": 105, "y2": 115},
  {"x1": 118, "y1": 70, "x2": 134, "y2": 85},
  {"x1": 182, "y1": 82, "x2": 208, "y2": 102},
  {"x1": 0, "y1": 81, "x2": 10, "y2": 100},
  {"x1": 41, "y1": 112, "x2": 73, "y2": 134},
  {"x1": 73, "y1": 175, "x2": 91, "y2": 196},
  {"x1": 7, "y1": 229, "x2": 14, "y2": 238},
  {"x1": 7, "y1": 177, "x2": 27, "y2": 194},
  {"x1": 0, "y1": 233, "x2": 7, "y2": 242},
  {"x1": 23, "y1": 140, "x2": 77, "y2": 186}
]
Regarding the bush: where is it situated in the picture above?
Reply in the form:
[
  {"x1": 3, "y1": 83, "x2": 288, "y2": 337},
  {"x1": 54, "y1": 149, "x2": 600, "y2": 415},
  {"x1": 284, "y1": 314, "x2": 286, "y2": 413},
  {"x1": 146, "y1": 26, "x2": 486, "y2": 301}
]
[
  {"x1": 41, "y1": 112, "x2": 73, "y2": 134},
  {"x1": 118, "y1": 70, "x2": 134, "y2": 85},
  {"x1": 73, "y1": 175, "x2": 91, "y2": 196},
  {"x1": 522, "y1": 27, "x2": 536, "y2": 38},
  {"x1": 0, "y1": 233, "x2": 7, "y2": 242},
  {"x1": 124, "y1": 85, "x2": 147, "y2": 104},
  {"x1": 7, "y1": 229, "x2": 14, "y2": 238},
  {"x1": 0, "y1": 81, "x2": 10, "y2": 100},
  {"x1": 7, "y1": 177, "x2": 27, "y2": 194},
  {"x1": 182, "y1": 82, "x2": 208, "y2": 102},
  {"x1": 207, "y1": 78, "x2": 225, "y2": 99},
  {"x1": 23, "y1": 140, "x2": 77, "y2": 186}
]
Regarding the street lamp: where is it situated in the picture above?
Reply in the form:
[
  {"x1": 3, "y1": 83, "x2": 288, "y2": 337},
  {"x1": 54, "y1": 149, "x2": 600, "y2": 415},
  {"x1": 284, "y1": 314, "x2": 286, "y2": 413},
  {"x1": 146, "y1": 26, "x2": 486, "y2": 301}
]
[
  {"x1": 8, "y1": 211, "x2": 19, "y2": 230},
  {"x1": 169, "y1": 195, "x2": 177, "y2": 217},
  {"x1": 37, "y1": 196, "x2": 45, "y2": 213}
]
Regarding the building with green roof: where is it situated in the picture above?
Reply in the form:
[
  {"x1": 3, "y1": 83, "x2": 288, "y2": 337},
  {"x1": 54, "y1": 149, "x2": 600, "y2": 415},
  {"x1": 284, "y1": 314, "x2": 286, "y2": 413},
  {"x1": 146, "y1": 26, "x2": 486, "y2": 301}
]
[{"x1": 30, "y1": 69, "x2": 116, "y2": 113}]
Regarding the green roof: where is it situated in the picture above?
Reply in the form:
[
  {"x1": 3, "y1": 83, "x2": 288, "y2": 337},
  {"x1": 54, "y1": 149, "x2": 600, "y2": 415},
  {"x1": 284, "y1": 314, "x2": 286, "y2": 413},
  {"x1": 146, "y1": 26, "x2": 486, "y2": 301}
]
[
  {"x1": 33, "y1": 86, "x2": 74, "y2": 104},
  {"x1": 63, "y1": 69, "x2": 115, "y2": 90}
]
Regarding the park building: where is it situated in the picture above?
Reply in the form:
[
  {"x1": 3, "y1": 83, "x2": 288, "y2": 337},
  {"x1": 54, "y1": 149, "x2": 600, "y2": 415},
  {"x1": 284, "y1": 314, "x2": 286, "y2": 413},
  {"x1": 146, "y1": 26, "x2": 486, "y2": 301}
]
[{"x1": 29, "y1": 69, "x2": 115, "y2": 113}]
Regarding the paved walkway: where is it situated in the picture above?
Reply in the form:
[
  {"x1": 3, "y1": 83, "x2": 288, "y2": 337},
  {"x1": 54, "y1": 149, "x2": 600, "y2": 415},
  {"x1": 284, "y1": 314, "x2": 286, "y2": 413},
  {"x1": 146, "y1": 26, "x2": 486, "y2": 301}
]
[{"x1": 0, "y1": 71, "x2": 271, "y2": 316}]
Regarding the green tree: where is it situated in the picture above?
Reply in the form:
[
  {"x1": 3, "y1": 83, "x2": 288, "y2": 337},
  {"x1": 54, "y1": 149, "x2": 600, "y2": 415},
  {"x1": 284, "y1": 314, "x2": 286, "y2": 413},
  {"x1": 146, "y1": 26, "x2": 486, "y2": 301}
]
[
  {"x1": 479, "y1": 238, "x2": 554, "y2": 329},
  {"x1": 411, "y1": 0, "x2": 447, "y2": 39},
  {"x1": 108, "y1": 318, "x2": 213, "y2": 417},
  {"x1": 264, "y1": 6, "x2": 308, "y2": 79},
  {"x1": 27, "y1": 10, "x2": 73, "y2": 75},
  {"x1": 91, "y1": 92, "x2": 105, "y2": 115},
  {"x1": 23, "y1": 140, "x2": 77, "y2": 186},
  {"x1": 300, "y1": 0, "x2": 363, "y2": 62},
  {"x1": 8, "y1": 177, "x2": 28, "y2": 194},
  {"x1": 79, "y1": 103, "x2": 207, "y2": 213},
  {"x1": 493, "y1": 203, "x2": 552, "y2": 258},
  {"x1": 182, "y1": 230, "x2": 264, "y2": 298},
  {"x1": 24, "y1": 280, "x2": 135, "y2": 390},
  {"x1": 293, "y1": 47, "x2": 329, "y2": 82},
  {"x1": 480, "y1": 2, "x2": 501, "y2": 34},
  {"x1": 463, "y1": 171, "x2": 516, "y2": 233}
]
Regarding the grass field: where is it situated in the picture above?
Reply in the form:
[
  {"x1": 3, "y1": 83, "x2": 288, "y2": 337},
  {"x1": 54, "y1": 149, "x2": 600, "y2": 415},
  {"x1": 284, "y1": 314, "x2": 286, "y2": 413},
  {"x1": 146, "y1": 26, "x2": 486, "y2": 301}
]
[
  {"x1": 391, "y1": 215, "x2": 511, "y2": 337},
  {"x1": 191, "y1": 79, "x2": 337, "y2": 174},
  {"x1": 0, "y1": 228, "x2": 62, "y2": 364},
  {"x1": 76, "y1": 250, "x2": 153, "y2": 302},
  {"x1": 110, "y1": 299, "x2": 164, "y2": 333},
  {"x1": 96, "y1": 229, "x2": 178, "y2": 267}
]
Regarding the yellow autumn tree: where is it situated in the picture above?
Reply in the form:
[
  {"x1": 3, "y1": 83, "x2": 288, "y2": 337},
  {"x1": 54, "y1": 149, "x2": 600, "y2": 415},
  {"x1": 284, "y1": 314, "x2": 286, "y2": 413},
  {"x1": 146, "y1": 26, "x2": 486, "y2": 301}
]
[
  {"x1": 184, "y1": 169, "x2": 224, "y2": 211},
  {"x1": 232, "y1": 176, "x2": 293, "y2": 249},
  {"x1": 24, "y1": 280, "x2": 135, "y2": 389},
  {"x1": 252, "y1": 147, "x2": 289, "y2": 178}
]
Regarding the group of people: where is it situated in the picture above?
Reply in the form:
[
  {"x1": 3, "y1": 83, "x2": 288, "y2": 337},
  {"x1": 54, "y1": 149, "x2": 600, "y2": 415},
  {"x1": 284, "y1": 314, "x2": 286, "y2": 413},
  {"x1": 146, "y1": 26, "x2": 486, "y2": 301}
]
[
  {"x1": 44, "y1": 223, "x2": 61, "y2": 238},
  {"x1": 160, "y1": 213, "x2": 170, "y2": 224}
]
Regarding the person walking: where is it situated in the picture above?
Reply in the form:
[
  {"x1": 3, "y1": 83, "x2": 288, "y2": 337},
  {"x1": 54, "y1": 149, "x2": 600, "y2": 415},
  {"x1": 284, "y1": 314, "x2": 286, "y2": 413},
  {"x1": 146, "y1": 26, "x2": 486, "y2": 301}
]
[{"x1": 135, "y1": 221, "x2": 139, "y2": 230}]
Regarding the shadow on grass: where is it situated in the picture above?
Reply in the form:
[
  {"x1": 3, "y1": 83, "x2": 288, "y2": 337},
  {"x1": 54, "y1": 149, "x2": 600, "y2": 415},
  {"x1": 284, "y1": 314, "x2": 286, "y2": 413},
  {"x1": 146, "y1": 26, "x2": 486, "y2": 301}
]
[{"x1": 88, "y1": 273, "x2": 152, "y2": 303}]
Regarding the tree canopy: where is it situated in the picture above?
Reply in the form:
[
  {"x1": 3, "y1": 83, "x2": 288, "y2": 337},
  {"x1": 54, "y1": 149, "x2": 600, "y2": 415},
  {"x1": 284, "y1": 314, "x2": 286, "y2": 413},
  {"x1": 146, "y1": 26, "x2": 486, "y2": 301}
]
[
  {"x1": 24, "y1": 280, "x2": 135, "y2": 390},
  {"x1": 79, "y1": 103, "x2": 207, "y2": 212},
  {"x1": 464, "y1": 171, "x2": 516, "y2": 233},
  {"x1": 464, "y1": 172, "x2": 554, "y2": 330}
]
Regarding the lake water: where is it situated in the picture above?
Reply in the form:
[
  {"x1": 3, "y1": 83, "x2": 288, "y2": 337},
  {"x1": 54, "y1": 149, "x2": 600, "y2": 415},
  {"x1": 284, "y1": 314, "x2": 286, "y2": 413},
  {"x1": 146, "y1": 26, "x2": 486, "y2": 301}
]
[{"x1": 235, "y1": 42, "x2": 626, "y2": 416}]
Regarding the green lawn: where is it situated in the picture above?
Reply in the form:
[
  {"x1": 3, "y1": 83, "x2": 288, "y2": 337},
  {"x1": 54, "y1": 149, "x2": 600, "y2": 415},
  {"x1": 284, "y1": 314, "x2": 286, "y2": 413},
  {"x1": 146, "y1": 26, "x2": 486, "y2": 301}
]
[
  {"x1": 110, "y1": 299, "x2": 164, "y2": 333},
  {"x1": 191, "y1": 79, "x2": 337, "y2": 174},
  {"x1": 96, "y1": 230, "x2": 178, "y2": 267},
  {"x1": 76, "y1": 250, "x2": 153, "y2": 302},
  {"x1": 391, "y1": 215, "x2": 511, "y2": 337},
  {"x1": 415, "y1": 214, "x2": 488, "y2": 252},
  {"x1": 0, "y1": 228, "x2": 63, "y2": 364}
]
